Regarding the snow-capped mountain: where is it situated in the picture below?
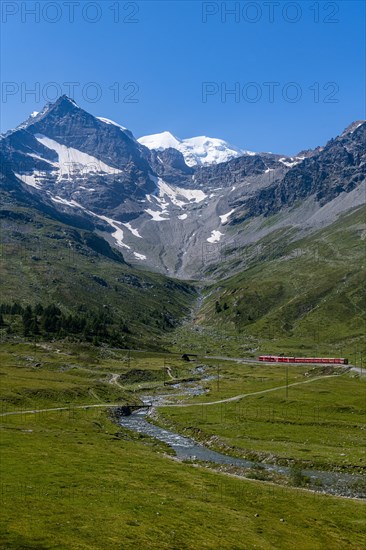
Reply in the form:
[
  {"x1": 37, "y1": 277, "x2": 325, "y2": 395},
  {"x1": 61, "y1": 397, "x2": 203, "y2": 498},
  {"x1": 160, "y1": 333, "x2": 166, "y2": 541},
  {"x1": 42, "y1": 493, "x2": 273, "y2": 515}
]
[
  {"x1": 138, "y1": 131, "x2": 251, "y2": 166},
  {"x1": 1, "y1": 96, "x2": 365, "y2": 279}
]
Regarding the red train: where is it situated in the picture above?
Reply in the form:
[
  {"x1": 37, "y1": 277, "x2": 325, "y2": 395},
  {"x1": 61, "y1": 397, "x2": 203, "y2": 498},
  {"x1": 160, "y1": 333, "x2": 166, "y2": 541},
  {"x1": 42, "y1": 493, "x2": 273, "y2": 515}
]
[{"x1": 258, "y1": 355, "x2": 348, "y2": 365}]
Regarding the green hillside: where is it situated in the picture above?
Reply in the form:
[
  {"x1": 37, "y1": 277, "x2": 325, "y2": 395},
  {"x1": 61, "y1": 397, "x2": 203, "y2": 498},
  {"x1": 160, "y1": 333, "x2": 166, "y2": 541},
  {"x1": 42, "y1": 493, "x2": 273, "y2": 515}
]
[
  {"x1": 0, "y1": 201, "x2": 196, "y2": 350},
  {"x1": 173, "y1": 206, "x2": 365, "y2": 359},
  {"x1": 1, "y1": 195, "x2": 364, "y2": 359}
]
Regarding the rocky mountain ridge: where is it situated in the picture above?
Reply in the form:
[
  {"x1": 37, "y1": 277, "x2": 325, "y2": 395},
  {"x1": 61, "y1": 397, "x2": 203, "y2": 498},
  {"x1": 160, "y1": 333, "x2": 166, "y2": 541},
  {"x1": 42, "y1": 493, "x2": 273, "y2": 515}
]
[{"x1": 1, "y1": 96, "x2": 364, "y2": 279}]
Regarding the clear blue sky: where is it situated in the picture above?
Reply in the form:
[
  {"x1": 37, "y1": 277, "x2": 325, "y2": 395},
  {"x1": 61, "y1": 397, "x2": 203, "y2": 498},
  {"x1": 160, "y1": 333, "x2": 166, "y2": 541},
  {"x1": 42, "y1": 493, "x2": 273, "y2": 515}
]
[{"x1": 1, "y1": 0, "x2": 365, "y2": 155}]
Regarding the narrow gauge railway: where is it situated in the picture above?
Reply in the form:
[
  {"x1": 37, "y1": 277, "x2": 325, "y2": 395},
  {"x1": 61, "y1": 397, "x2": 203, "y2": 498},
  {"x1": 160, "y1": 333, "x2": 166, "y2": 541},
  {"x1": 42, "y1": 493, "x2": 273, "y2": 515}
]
[{"x1": 258, "y1": 356, "x2": 348, "y2": 365}]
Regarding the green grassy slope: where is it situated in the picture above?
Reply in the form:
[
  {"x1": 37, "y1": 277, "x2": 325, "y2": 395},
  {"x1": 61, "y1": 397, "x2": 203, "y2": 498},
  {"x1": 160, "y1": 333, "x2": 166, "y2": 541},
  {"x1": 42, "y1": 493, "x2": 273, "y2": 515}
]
[
  {"x1": 157, "y1": 360, "x2": 366, "y2": 473},
  {"x1": 0, "y1": 342, "x2": 192, "y2": 413},
  {"x1": 1, "y1": 345, "x2": 365, "y2": 549},
  {"x1": 2, "y1": 409, "x2": 365, "y2": 550},
  {"x1": 0, "y1": 201, "x2": 196, "y2": 350},
  {"x1": 190, "y1": 206, "x2": 365, "y2": 358}
]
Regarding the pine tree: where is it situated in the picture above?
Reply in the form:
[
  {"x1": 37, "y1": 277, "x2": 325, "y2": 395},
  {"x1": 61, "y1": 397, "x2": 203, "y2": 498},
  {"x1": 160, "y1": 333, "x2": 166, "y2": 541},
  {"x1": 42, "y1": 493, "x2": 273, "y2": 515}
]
[
  {"x1": 22, "y1": 306, "x2": 33, "y2": 336},
  {"x1": 41, "y1": 304, "x2": 61, "y2": 333},
  {"x1": 215, "y1": 301, "x2": 222, "y2": 313},
  {"x1": 11, "y1": 302, "x2": 23, "y2": 315},
  {"x1": 31, "y1": 316, "x2": 40, "y2": 335},
  {"x1": 34, "y1": 303, "x2": 44, "y2": 316}
]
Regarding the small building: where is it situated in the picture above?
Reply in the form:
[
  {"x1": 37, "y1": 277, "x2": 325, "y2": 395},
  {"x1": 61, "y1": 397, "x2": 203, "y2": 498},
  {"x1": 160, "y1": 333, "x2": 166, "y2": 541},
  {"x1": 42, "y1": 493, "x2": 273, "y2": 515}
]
[{"x1": 181, "y1": 353, "x2": 198, "y2": 362}]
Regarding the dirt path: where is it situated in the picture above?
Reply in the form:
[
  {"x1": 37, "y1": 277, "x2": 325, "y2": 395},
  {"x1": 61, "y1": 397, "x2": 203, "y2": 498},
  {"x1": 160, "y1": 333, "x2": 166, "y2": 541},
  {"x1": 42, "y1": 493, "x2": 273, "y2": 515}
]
[
  {"x1": 0, "y1": 371, "x2": 344, "y2": 417},
  {"x1": 0, "y1": 403, "x2": 119, "y2": 417},
  {"x1": 109, "y1": 373, "x2": 123, "y2": 388},
  {"x1": 166, "y1": 366, "x2": 174, "y2": 380},
  {"x1": 204, "y1": 355, "x2": 256, "y2": 363},
  {"x1": 88, "y1": 388, "x2": 102, "y2": 402},
  {"x1": 158, "y1": 372, "x2": 345, "y2": 407}
]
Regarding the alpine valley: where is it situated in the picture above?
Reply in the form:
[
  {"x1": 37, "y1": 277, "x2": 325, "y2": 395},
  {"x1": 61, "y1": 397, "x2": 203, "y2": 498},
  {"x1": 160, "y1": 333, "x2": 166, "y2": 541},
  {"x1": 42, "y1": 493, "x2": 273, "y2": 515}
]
[{"x1": 0, "y1": 95, "x2": 365, "y2": 353}]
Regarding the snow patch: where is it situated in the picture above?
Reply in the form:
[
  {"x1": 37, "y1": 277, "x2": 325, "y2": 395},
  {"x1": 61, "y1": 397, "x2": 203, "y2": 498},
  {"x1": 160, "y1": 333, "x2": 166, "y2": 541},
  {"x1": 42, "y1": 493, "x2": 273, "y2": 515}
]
[
  {"x1": 157, "y1": 179, "x2": 206, "y2": 206},
  {"x1": 123, "y1": 222, "x2": 142, "y2": 238},
  {"x1": 148, "y1": 179, "x2": 207, "y2": 214},
  {"x1": 96, "y1": 215, "x2": 131, "y2": 249},
  {"x1": 279, "y1": 158, "x2": 302, "y2": 168},
  {"x1": 174, "y1": 185, "x2": 206, "y2": 203},
  {"x1": 178, "y1": 213, "x2": 188, "y2": 220},
  {"x1": 51, "y1": 196, "x2": 84, "y2": 208},
  {"x1": 219, "y1": 209, "x2": 235, "y2": 225},
  {"x1": 29, "y1": 152, "x2": 57, "y2": 164},
  {"x1": 48, "y1": 192, "x2": 132, "y2": 252},
  {"x1": 96, "y1": 117, "x2": 127, "y2": 130},
  {"x1": 207, "y1": 230, "x2": 223, "y2": 243},
  {"x1": 145, "y1": 209, "x2": 170, "y2": 221},
  {"x1": 15, "y1": 173, "x2": 42, "y2": 189},
  {"x1": 158, "y1": 179, "x2": 186, "y2": 207},
  {"x1": 133, "y1": 252, "x2": 147, "y2": 260},
  {"x1": 35, "y1": 135, "x2": 121, "y2": 178},
  {"x1": 349, "y1": 121, "x2": 364, "y2": 133}
]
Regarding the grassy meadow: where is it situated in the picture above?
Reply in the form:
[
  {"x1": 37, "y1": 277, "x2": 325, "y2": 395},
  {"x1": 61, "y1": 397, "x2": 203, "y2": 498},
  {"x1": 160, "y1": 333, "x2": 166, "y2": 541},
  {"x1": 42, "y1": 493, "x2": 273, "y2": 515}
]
[
  {"x1": 1, "y1": 343, "x2": 365, "y2": 549},
  {"x1": 156, "y1": 359, "x2": 366, "y2": 473}
]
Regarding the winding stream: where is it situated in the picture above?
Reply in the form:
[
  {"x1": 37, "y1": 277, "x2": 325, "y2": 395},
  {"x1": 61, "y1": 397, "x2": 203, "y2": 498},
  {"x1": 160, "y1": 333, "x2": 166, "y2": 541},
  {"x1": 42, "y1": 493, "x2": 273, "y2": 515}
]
[{"x1": 118, "y1": 374, "x2": 365, "y2": 499}]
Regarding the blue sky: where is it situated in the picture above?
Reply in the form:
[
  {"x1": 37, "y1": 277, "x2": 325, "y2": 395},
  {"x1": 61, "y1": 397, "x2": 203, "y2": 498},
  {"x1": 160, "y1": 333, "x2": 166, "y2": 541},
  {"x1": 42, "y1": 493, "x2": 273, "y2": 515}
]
[{"x1": 1, "y1": 0, "x2": 365, "y2": 155}]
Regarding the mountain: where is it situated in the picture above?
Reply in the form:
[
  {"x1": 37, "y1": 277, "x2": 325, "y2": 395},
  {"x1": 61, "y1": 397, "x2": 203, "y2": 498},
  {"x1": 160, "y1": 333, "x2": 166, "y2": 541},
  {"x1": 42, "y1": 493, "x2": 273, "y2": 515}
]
[
  {"x1": 1, "y1": 97, "x2": 365, "y2": 353},
  {"x1": 193, "y1": 204, "x2": 366, "y2": 358},
  {"x1": 0, "y1": 167, "x2": 196, "y2": 349},
  {"x1": 1, "y1": 95, "x2": 154, "y2": 209},
  {"x1": 231, "y1": 120, "x2": 366, "y2": 224},
  {"x1": 1, "y1": 96, "x2": 365, "y2": 281},
  {"x1": 138, "y1": 131, "x2": 251, "y2": 166}
]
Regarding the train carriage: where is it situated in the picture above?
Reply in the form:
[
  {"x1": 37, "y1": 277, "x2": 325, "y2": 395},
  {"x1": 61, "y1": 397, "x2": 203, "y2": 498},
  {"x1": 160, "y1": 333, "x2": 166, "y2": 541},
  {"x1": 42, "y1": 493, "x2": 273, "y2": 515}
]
[{"x1": 258, "y1": 356, "x2": 348, "y2": 365}]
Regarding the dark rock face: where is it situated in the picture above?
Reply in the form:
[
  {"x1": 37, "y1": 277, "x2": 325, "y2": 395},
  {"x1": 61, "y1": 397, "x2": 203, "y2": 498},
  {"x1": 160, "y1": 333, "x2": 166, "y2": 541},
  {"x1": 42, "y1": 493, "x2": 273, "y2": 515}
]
[
  {"x1": 149, "y1": 148, "x2": 194, "y2": 186},
  {"x1": 0, "y1": 95, "x2": 157, "y2": 218},
  {"x1": 28, "y1": 95, "x2": 150, "y2": 173},
  {"x1": 0, "y1": 129, "x2": 58, "y2": 172},
  {"x1": 231, "y1": 122, "x2": 366, "y2": 223},
  {"x1": 193, "y1": 153, "x2": 288, "y2": 191}
]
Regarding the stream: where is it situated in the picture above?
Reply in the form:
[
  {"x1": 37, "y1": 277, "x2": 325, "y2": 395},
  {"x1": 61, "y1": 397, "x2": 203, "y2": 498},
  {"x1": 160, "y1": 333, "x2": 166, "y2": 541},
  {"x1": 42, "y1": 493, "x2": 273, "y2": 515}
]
[{"x1": 118, "y1": 371, "x2": 365, "y2": 499}]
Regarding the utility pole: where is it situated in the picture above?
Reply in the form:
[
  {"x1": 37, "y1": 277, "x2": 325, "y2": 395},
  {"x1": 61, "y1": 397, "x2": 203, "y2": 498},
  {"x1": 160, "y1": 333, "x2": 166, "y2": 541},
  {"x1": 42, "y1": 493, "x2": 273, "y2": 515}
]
[
  {"x1": 286, "y1": 364, "x2": 289, "y2": 399},
  {"x1": 360, "y1": 351, "x2": 363, "y2": 377},
  {"x1": 217, "y1": 364, "x2": 220, "y2": 392}
]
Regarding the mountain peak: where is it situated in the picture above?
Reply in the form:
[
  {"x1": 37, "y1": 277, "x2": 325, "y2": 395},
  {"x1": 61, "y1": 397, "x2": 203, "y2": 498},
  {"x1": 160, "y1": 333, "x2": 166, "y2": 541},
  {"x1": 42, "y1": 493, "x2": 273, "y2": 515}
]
[
  {"x1": 139, "y1": 131, "x2": 182, "y2": 151},
  {"x1": 138, "y1": 132, "x2": 247, "y2": 166},
  {"x1": 42, "y1": 95, "x2": 80, "y2": 117},
  {"x1": 341, "y1": 120, "x2": 365, "y2": 137},
  {"x1": 54, "y1": 94, "x2": 79, "y2": 108},
  {"x1": 19, "y1": 95, "x2": 80, "y2": 128}
]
